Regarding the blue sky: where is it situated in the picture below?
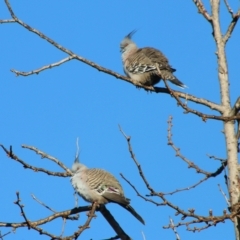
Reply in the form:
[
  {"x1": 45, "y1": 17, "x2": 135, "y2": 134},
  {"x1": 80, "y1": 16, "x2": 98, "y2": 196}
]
[{"x1": 1, "y1": 0, "x2": 240, "y2": 239}]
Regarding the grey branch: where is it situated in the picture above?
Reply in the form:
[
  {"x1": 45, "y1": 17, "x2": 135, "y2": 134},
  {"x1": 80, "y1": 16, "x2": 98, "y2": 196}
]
[
  {"x1": 223, "y1": 9, "x2": 240, "y2": 44},
  {"x1": 11, "y1": 56, "x2": 75, "y2": 76},
  {"x1": 22, "y1": 144, "x2": 72, "y2": 174},
  {"x1": 192, "y1": 0, "x2": 212, "y2": 22},
  {"x1": 0, "y1": 144, "x2": 70, "y2": 177},
  {"x1": 223, "y1": 0, "x2": 235, "y2": 18},
  {"x1": 0, "y1": 19, "x2": 15, "y2": 23}
]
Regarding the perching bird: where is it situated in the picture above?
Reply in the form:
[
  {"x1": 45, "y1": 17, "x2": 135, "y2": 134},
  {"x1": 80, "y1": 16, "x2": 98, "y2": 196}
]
[
  {"x1": 120, "y1": 30, "x2": 186, "y2": 88},
  {"x1": 71, "y1": 154, "x2": 145, "y2": 225}
]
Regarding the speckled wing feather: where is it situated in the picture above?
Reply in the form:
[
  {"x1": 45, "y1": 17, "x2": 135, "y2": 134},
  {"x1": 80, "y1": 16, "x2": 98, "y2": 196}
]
[
  {"x1": 139, "y1": 47, "x2": 176, "y2": 72},
  {"x1": 125, "y1": 49, "x2": 156, "y2": 74},
  {"x1": 85, "y1": 169, "x2": 124, "y2": 196}
]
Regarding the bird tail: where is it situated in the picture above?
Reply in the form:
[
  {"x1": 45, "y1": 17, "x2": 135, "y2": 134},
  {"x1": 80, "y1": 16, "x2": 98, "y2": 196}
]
[
  {"x1": 161, "y1": 70, "x2": 187, "y2": 89},
  {"x1": 169, "y1": 77, "x2": 187, "y2": 89},
  {"x1": 119, "y1": 204, "x2": 145, "y2": 225}
]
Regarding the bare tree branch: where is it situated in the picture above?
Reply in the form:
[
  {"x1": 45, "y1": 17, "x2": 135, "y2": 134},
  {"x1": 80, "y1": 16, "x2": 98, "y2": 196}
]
[
  {"x1": 0, "y1": 231, "x2": 11, "y2": 239},
  {"x1": 120, "y1": 173, "x2": 163, "y2": 206},
  {"x1": 230, "y1": 97, "x2": 240, "y2": 117},
  {"x1": 163, "y1": 176, "x2": 209, "y2": 195},
  {"x1": 118, "y1": 125, "x2": 155, "y2": 193},
  {"x1": 218, "y1": 184, "x2": 230, "y2": 207},
  {"x1": 15, "y1": 192, "x2": 31, "y2": 229},
  {"x1": 70, "y1": 202, "x2": 98, "y2": 240},
  {"x1": 0, "y1": 204, "x2": 90, "y2": 228},
  {"x1": 164, "y1": 80, "x2": 240, "y2": 122},
  {"x1": 0, "y1": 19, "x2": 15, "y2": 23},
  {"x1": 207, "y1": 154, "x2": 226, "y2": 162},
  {"x1": 169, "y1": 217, "x2": 181, "y2": 240},
  {"x1": 223, "y1": 9, "x2": 240, "y2": 44},
  {"x1": 223, "y1": 0, "x2": 235, "y2": 18},
  {"x1": 192, "y1": 0, "x2": 212, "y2": 22},
  {"x1": 21, "y1": 144, "x2": 72, "y2": 174},
  {"x1": 0, "y1": 144, "x2": 71, "y2": 177},
  {"x1": 31, "y1": 194, "x2": 57, "y2": 213},
  {"x1": 167, "y1": 116, "x2": 227, "y2": 177},
  {"x1": 11, "y1": 56, "x2": 75, "y2": 76}
]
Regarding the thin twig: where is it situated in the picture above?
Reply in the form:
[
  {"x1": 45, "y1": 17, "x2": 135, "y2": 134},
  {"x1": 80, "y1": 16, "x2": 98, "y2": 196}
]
[
  {"x1": 218, "y1": 184, "x2": 230, "y2": 207},
  {"x1": 223, "y1": 9, "x2": 240, "y2": 43},
  {"x1": 60, "y1": 217, "x2": 67, "y2": 237},
  {"x1": 223, "y1": 0, "x2": 234, "y2": 18},
  {"x1": 0, "y1": 19, "x2": 15, "y2": 23},
  {"x1": 167, "y1": 116, "x2": 211, "y2": 176},
  {"x1": 207, "y1": 154, "x2": 229, "y2": 188},
  {"x1": 15, "y1": 192, "x2": 35, "y2": 229},
  {"x1": 0, "y1": 144, "x2": 70, "y2": 177},
  {"x1": 31, "y1": 194, "x2": 56, "y2": 213},
  {"x1": 72, "y1": 202, "x2": 98, "y2": 239},
  {"x1": 192, "y1": 0, "x2": 212, "y2": 22},
  {"x1": 22, "y1": 144, "x2": 72, "y2": 174},
  {"x1": 167, "y1": 116, "x2": 227, "y2": 178},
  {"x1": 164, "y1": 80, "x2": 239, "y2": 122},
  {"x1": 118, "y1": 125, "x2": 155, "y2": 193},
  {"x1": 141, "y1": 231, "x2": 146, "y2": 240},
  {"x1": 169, "y1": 217, "x2": 181, "y2": 240},
  {"x1": 163, "y1": 176, "x2": 208, "y2": 195},
  {"x1": 120, "y1": 173, "x2": 163, "y2": 206},
  {"x1": 11, "y1": 56, "x2": 75, "y2": 76},
  {"x1": 207, "y1": 154, "x2": 226, "y2": 162},
  {"x1": 0, "y1": 231, "x2": 11, "y2": 239}
]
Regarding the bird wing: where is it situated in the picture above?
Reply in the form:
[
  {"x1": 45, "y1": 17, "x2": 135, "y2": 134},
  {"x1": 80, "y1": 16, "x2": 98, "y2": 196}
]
[
  {"x1": 125, "y1": 47, "x2": 176, "y2": 75},
  {"x1": 85, "y1": 168, "x2": 127, "y2": 201},
  {"x1": 125, "y1": 49, "x2": 157, "y2": 74},
  {"x1": 139, "y1": 47, "x2": 176, "y2": 72}
]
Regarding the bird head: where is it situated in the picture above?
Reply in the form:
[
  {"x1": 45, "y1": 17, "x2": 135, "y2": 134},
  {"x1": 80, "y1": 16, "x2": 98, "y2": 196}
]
[
  {"x1": 72, "y1": 154, "x2": 83, "y2": 173},
  {"x1": 120, "y1": 30, "x2": 138, "y2": 53}
]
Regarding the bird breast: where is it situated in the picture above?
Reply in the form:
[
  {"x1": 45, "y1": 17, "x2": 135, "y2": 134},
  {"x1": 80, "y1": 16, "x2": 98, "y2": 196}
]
[{"x1": 71, "y1": 171, "x2": 106, "y2": 204}]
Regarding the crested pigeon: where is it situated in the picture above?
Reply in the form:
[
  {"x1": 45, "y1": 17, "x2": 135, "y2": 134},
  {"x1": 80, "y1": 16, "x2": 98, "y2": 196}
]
[
  {"x1": 71, "y1": 154, "x2": 145, "y2": 225},
  {"x1": 120, "y1": 30, "x2": 186, "y2": 88}
]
